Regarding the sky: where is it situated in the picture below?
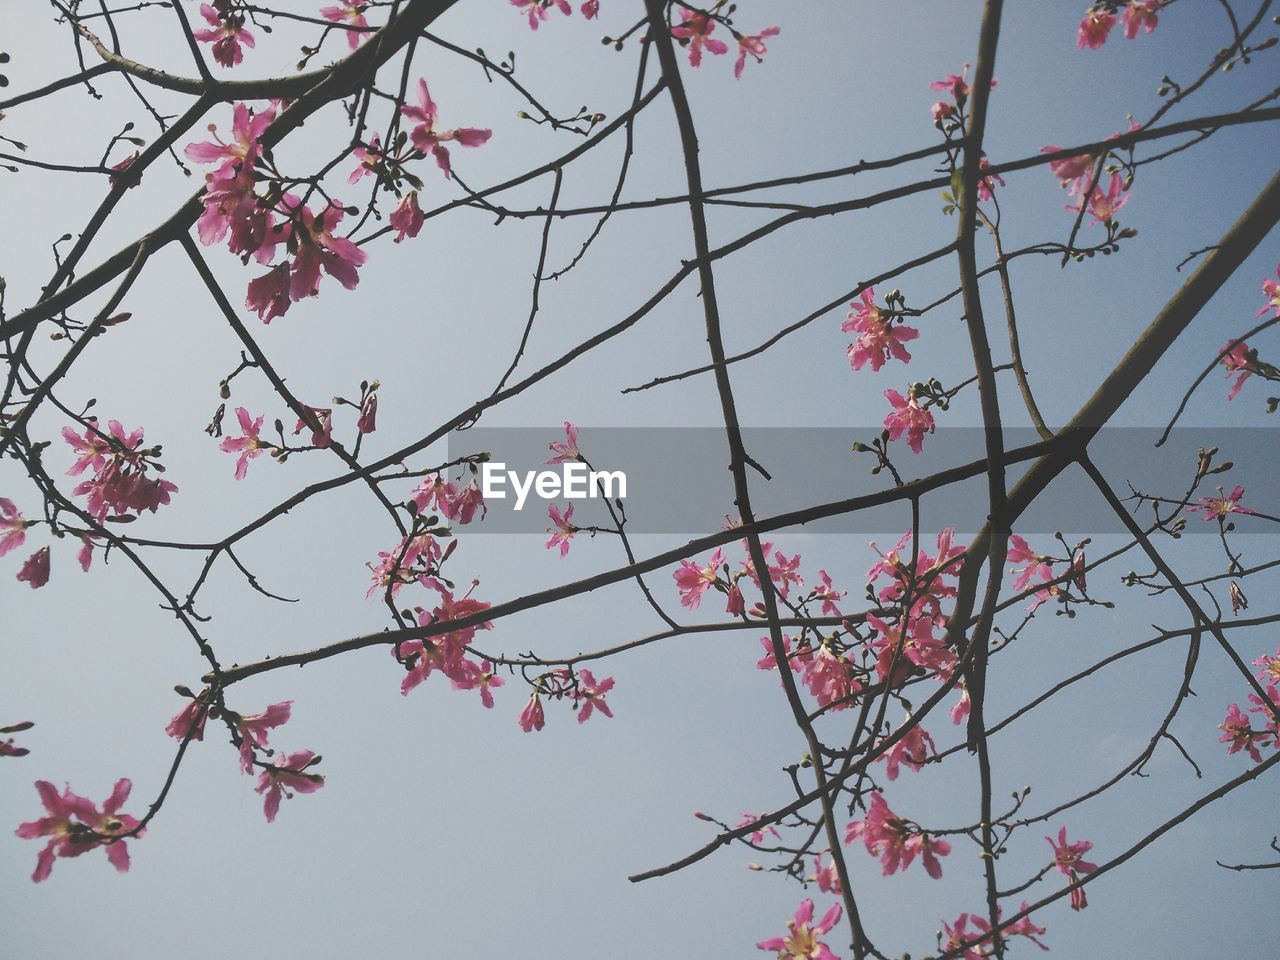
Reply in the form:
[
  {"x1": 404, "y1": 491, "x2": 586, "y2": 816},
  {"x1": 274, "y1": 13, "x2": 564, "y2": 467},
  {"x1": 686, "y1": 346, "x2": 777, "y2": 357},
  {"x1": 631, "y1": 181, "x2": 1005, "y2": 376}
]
[{"x1": 2, "y1": 2, "x2": 1279, "y2": 958}]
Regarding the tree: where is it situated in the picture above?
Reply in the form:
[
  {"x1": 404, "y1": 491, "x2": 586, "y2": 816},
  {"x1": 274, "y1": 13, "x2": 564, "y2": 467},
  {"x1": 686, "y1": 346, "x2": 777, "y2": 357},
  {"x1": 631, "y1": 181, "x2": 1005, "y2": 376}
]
[{"x1": 2, "y1": 1, "x2": 1278, "y2": 957}]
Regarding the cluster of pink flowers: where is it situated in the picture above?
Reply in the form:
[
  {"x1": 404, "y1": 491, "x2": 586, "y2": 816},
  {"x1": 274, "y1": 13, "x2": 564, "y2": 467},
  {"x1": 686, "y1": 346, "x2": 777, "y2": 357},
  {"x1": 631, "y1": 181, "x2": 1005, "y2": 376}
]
[
  {"x1": 1219, "y1": 651, "x2": 1280, "y2": 763},
  {"x1": 1077, "y1": 2, "x2": 1162, "y2": 50},
  {"x1": 398, "y1": 580, "x2": 497, "y2": 700},
  {"x1": 410, "y1": 472, "x2": 487, "y2": 524},
  {"x1": 845, "y1": 791, "x2": 951, "y2": 878},
  {"x1": 16, "y1": 779, "x2": 141, "y2": 882},
  {"x1": 756, "y1": 899, "x2": 842, "y2": 960},
  {"x1": 1047, "y1": 825, "x2": 1099, "y2": 910},
  {"x1": 662, "y1": 7, "x2": 780, "y2": 78},
  {"x1": 193, "y1": 1, "x2": 255, "y2": 68},
  {"x1": 843, "y1": 288, "x2": 918, "y2": 372},
  {"x1": 367, "y1": 531, "x2": 446, "y2": 599},
  {"x1": 64, "y1": 420, "x2": 178, "y2": 522},
  {"x1": 518, "y1": 667, "x2": 616, "y2": 731}
]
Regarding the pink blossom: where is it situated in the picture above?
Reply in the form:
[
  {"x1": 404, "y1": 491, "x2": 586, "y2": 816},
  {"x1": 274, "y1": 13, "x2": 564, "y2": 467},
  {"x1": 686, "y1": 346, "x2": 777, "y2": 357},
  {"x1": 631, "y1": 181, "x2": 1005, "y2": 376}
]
[
  {"x1": 546, "y1": 503, "x2": 575, "y2": 556},
  {"x1": 282, "y1": 195, "x2": 368, "y2": 299},
  {"x1": 389, "y1": 191, "x2": 425, "y2": 242},
  {"x1": 976, "y1": 157, "x2": 1005, "y2": 202},
  {"x1": 1220, "y1": 341, "x2": 1258, "y2": 400},
  {"x1": 813, "y1": 571, "x2": 845, "y2": 616},
  {"x1": 841, "y1": 289, "x2": 918, "y2": 372},
  {"x1": 756, "y1": 899, "x2": 842, "y2": 960},
  {"x1": 674, "y1": 548, "x2": 724, "y2": 609},
  {"x1": 883, "y1": 388, "x2": 935, "y2": 454},
  {"x1": 1254, "y1": 647, "x2": 1280, "y2": 685},
  {"x1": 545, "y1": 421, "x2": 581, "y2": 463},
  {"x1": 1078, "y1": 8, "x2": 1116, "y2": 49},
  {"x1": 193, "y1": 1, "x2": 256, "y2": 68},
  {"x1": 63, "y1": 424, "x2": 114, "y2": 476},
  {"x1": 811, "y1": 854, "x2": 842, "y2": 896},
  {"x1": 246, "y1": 263, "x2": 292, "y2": 323},
  {"x1": 366, "y1": 532, "x2": 442, "y2": 599},
  {"x1": 845, "y1": 791, "x2": 950, "y2": 878},
  {"x1": 65, "y1": 421, "x2": 177, "y2": 520},
  {"x1": 16, "y1": 547, "x2": 50, "y2": 589},
  {"x1": 734, "y1": 25, "x2": 780, "y2": 80},
  {"x1": 769, "y1": 551, "x2": 804, "y2": 598},
  {"x1": 453, "y1": 659, "x2": 505, "y2": 708},
  {"x1": 400, "y1": 79, "x2": 492, "y2": 178},
  {"x1": 931, "y1": 101, "x2": 955, "y2": 123},
  {"x1": 1046, "y1": 825, "x2": 1098, "y2": 910},
  {"x1": 1259, "y1": 265, "x2": 1280, "y2": 318},
  {"x1": 1007, "y1": 534, "x2": 1054, "y2": 591},
  {"x1": 348, "y1": 134, "x2": 383, "y2": 184},
  {"x1": 518, "y1": 694, "x2": 546, "y2": 732},
  {"x1": 443, "y1": 479, "x2": 486, "y2": 524},
  {"x1": 929, "y1": 69, "x2": 996, "y2": 102},
  {"x1": 0, "y1": 497, "x2": 32, "y2": 557},
  {"x1": 16, "y1": 779, "x2": 141, "y2": 882},
  {"x1": 1069, "y1": 171, "x2": 1129, "y2": 224},
  {"x1": 726, "y1": 582, "x2": 745, "y2": 615},
  {"x1": 108, "y1": 152, "x2": 140, "y2": 191},
  {"x1": 757, "y1": 635, "x2": 804, "y2": 673},
  {"x1": 1040, "y1": 146, "x2": 1096, "y2": 195},
  {"x1": 735, "y1": 812, "x2": 782, "y2": 846},
  {"x1": 234, "y1": 701, "x2": 293, "y2": 774},
  {"x1": 219, "y1": 407, "x2": 270, "y2": 480},
  {"x1": 802, "y1": 646, "x2": 862, "y2": 710},
  {"x1": 165, "y1": 698, "x2": 208, "y2": 742},
  {"x1": 293, "y1": 405, "x2": 333, "y2": 447},
  {"x1": 1194, "y1": 485, "x2": 1254, "y2": 522},
  {"x1": 185, "y1": 102, "x2": 275, "y2": 176},
  {"x1": 399, "y1": 582, "x2": 492, "y2": 695},
  {"x1": 670, "y1": 7, "x2": 729, "y2": 68},
  {"x1": 511, "y1": 0, "x2": 571, "y2": 30},
  {"x1": 358, "y1": 393, "x2": 378, "y2": 434},
  {"x1": 1220, "y1": 702, "x2": 1268, "y2": 762},
  {"x1": 77, "y1": 536, "x2": 97, "y2": 572},
  {"x1": 573, "y1": 668, "x2": 615, "y2": 723},
  {"x1": 319, "y1": 1, "x2": 369, "y2": 51},
  {"x1": 878, "y1": 720, "x2": 935, "y2": 780},
  {"x1": 581, "y1": 0, "x2": 599, "y2": 18},
  {"x1": 255, "y1": 750, "x2": 323, "y2": 822},
  {"x1": 1121, "y1": 1, "x2": 1161, "y2": 39}
]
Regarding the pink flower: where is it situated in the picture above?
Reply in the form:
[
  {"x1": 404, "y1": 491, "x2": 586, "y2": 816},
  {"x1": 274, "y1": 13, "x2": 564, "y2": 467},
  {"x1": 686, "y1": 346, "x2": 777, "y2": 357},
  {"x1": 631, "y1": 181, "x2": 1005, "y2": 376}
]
[
  {"x1": 254, "y1": 750, "x2": 323, "y2": 822},
  {"x1": 77, "y1": 536, "x2": 97, "y2": 572},
  {"x1": 768, "y1": 551, "x2": 804, "y2": 598},
  {"x1": 1040, "y1": 146, "x2": 1096, "y2": 195},
  {"x1": 841, "y1": 289, "x2": 918, "y2": 372},
  {"x1": 1259, "y1": 265, "x2": 1280, "y2": 318},
  {"x1": 757, "y1": 635, "x2": 804, "y2": 673},
  {"x1": 1078, "y1": 8, "x2": 1116, "y2": 49},
  {"x1": 755, "y1": 899, "x2": 842, "y2": 960},
  {"x1": 878, "y1": 721, "x2": 935, "y2": 780},
  {"x1": 734, "y1": 812, "x2": 781, "y2": 846},
  {"x1": 1046, "y1": 825, "x2": 1098, "y2": 910},
  {"x1": 319, "y1": 1, "x2": 369, "y2": 51},
  {"x1": 453, "y1": 659, "x2": 505, "y2": 708},
  {"x1": 400, "y1": 79, "x2": 492, "y2": 179},
  {"x1": 581, "y1": 0, "x2": 599, "y2": 18},
  {"x1": 546, "y1": 503, "x2": 575, "y2": 556},
  {"x1": 1121, "y1": 1, "x2": 1161, "y2": 39},
  {"x1": 16, "y1": 779, "x2": 141, "y2": 882},
  {"x1": 63, "y1": 424, "x2": 114, "y2": 476},
  {"x1": 108, "y1": 152, "x2": 140, "y2": 191},
  {"x1": 282, "y1": 195, "x2": 368, "y2": 299},
  {"x1": 389, "y1": 192, "x2": 425, "y2": 243},
  {"x1": 573, "y1": 668, "x2": 615, "y2": 723},
  {"x1": 246, "y1": 263, "x2": 292, "y2": 323},
  {"x1": 193, "y1": 1, "x2": 256, "y2": 68},
  {"x1": 845, "y1": 792, "x2": 950, "y2": 878},
  {"x1": 293, "y1": 405, "x2": 333, "y2": 447},
  {"x1": 185, "y1": 101, "x2": 275, "y2": 176},
  {"x1": 348, "y1": 135, "x2": 382, "y2": 184},
  {"x1": 518, "y1": 694, "x2": 545, "y2": 732},
  {"x1": 399, "y1": 582, "x2": 493, "y2": 695},
  {"x1": 511, "y1": 0, "x2": 571, "y2": 30},
  {"x1": 725, "y1": 582, "x2": 745, "y2": 615},
  {"x1": 734, "y1": 25, "x2": 779, "y2": 79},
  {"x1": 234, "y1": 701, "x2": 293, "y2": 774},
  {"x1": 670, "y1": 7, "x2": 729, "y2": 68},
  {"x1": 0, "y1": 497, "x2": 32, "y2": 557},
  {"x1": 1220, "y1": 702, "x2": 1268, "y2": 763},
  {"x1": 65, "y1": 420, "x2": 177, "y2": 520},
  {"x1": 1254, "y1": 647, "x2": 1280, "y2": 684},
  {"x1": 1220, "y1": 341, "x2": 1258, "y2": 400},
  {"x1": 929, "y1": 69, "x2": 995, "y2": 102},
  {"x1": 931, "y1": 101, "x2": 955, "y2": 123},
  {"x1": 977, "y1": 157, "x2": 1005, "y2": 202},
  {"x1": 883, "y1": 388, "x2": 935, "y2": 454},
  {"x1": 1007, "y1": 534, "x2": 1054, "y2": 591},
  {"x1": 358, "y1": 393, "x2": 378, "y2": 434},
  {"x1": 545, "y1": 421, "x2": 581, "y2": 463},
  {"x1": 1194, "y1": 485, "x2": 1254, "y2": 522},
  {"x1": 811, "y1": 854, "x2": 842, "y2": 896},
  {"x1": 1068, "y1": 171, "x2": 1129, "y2": 224},
  {"x1": 219, "y1": 407, "x2": 270, "y2": 480},
  {"x1": 17, "y1": 547, "x2": 50, "y2": 589},
  {"x1": 165, "y1": 698, "x2": 208, "y2": 742},
  {"x1": 674, "y1": 548, "x2": 724, "y2": 609}
]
